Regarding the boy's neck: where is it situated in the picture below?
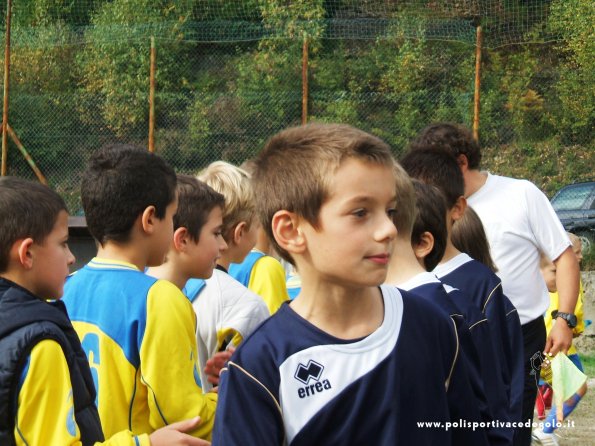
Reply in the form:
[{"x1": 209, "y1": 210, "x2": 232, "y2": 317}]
[
  {"x1": 385, "y1": 237, "x2": 426, "y2": 285},
  {"x1": 217, "y1": 257, "x2": 231, "y2": 270},
  {"x1": 96, "y1": 243, "x2": 149, "y2": 272},
  {"x1": 465, "y1": 169, "x2": 488, "y2": 198},
  {"x1": 440, "y1": 239, "x2": 462, "y2": 264},
  {"x1": 146, "y1": 259, "x2": 187, "y2": 290},
  {"x1": 289, "y1": 268, "x2": 384, "y2": 340}
]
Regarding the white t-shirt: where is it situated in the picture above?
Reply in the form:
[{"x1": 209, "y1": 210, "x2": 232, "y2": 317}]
[
  {"x1": 192, "y1": 269, "x2": 269, "y2": 392},
  {"x1": 467, "y1": 173, "x2": 570, "y2": 324}
]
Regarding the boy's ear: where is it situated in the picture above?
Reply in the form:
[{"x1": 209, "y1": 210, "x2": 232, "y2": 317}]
[
  {"x1": 173, "y1": 227, "x2": 189, "y2": 251},
  {"x1": 14, "y1": 238, "x2": 35, "y2": 269},
  {"x1": 271, "y1": 210, "x2": 305, "y2": 256},
  {"x1": 451, "y1": 196, "x2": 467, "y2": 222},
  {"x1": 140, "y1": 206, "x2": 158, "y2": 235},
  {"x1": 457, "y1": 154, "x2": 469, "y2": 173},
  {"x1": 232, "y1": 221, "x2": 247, "y2": 245},
  {"x1": 413, "y1": 231, "x2": 435, "y2": 261}
]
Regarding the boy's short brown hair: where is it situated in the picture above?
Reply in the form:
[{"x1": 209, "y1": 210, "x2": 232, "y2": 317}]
[
  {"x1": 0, "y1": 177, "x2": 67, "y2": 272},
  {"x1": 253, "y1": 123, "x2": 396, "y2": 264},
  {"x1": 198, "y1": 161, "x2": 256, "y2": 242},
  {"x1": 392, "y1": 162, "x2": 417, "y2": 238},
  {"x1": 174, "y1": 175, "x2": 225, "y2": 241}
]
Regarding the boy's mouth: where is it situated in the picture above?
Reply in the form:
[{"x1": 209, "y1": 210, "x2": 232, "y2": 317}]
[{"x1": 365, "y1": 253, "x2": 390, "y2": 265}]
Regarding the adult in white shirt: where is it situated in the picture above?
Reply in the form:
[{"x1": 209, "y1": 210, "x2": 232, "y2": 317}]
[{"x1": 410, "y1": 123, "x2": 579, "y2": 446}]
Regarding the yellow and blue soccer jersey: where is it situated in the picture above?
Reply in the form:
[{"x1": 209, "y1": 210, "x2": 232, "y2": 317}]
[
  {"x1": 213, "y1": 285, "x2": 488, "y2": 446},
  {"x1": 229, "y1": 250, "x2": 288, "y2": 314},
  {"x1": 16, "y1": 340, "x2": 148, "y2": 446},
  {"x1": 62, "y1": 258, "x2": 217, "y2": 440}
]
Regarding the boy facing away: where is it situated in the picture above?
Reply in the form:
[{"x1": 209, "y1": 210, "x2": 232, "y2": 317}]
[
  {"x1": 213, "y1": 123, "x2": 487, "y2": 445},
  {"x1": 0, "y1": 177, "x2": 208, "y2": 446},
  {"x1": 401, "y1": 147, "x2": 523, "y2": 424},
  {"x1": 62, "y1": 145, "x2": 217, "y2": 441}
]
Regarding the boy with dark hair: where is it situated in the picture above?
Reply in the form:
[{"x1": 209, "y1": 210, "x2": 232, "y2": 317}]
[
  {"x1": 148, "y1": 175, "x2": 267, "y2": 392},
  {"x1": 62, "y1": 145, "x2": 217, "y2": 441},
  {"x1": 213, "y1": 123, "x2": 487, "y2": 445},
  {"x1": 411, "y1": 123, "x2": 579, "y2": 446},
  {"x1": 401, "y1": 147, "x2": 522, "y2": 427},
  {"x1": 387, "y1": 176, "x2": 513, "y2": 445},
  {"x1": 184, "y1": 162, "x2": 270, "y2": 393},
  {"x1": 148, "y1": 174, "x2": 228, "y2": 288},
  {"x1": 0, "y1": 177, "x2": 208, "y2": 446}
]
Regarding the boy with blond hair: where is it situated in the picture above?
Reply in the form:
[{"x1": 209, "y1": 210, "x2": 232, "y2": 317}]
[
  {"x1": 0, "y1": 177, "x2": 208, "y2": 446},
  {"x1": 213, "y1": 123, "x2": 487, "y2": 445},
  {"x1": 184, "y1": 161, "x2": 269, "y2": 392},
  {"x1": 228, "y1": 159, "x2": 290, "y2": 313},
  {"x1": 62, "y1": 145, "x2": 217, "y2": 441}
]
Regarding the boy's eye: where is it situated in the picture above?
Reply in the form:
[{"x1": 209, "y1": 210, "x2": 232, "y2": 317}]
[
  {"x1": 352, "y1": 209, "x2": 368, "y2": 218},
  {"x1": 387, "y1": 208, "x2": 396, "y2": 218}
]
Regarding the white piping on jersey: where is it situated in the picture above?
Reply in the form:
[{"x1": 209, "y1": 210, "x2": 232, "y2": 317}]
[
  {"x1": 482, "y1": 282, "x2": 503, "y2": 314},
  {"x1": 445, "y1": 317, "x2": 459, "y2": 392},
  {"x1": 468, "y1": 318, "x2": 489, "y2": 330}
]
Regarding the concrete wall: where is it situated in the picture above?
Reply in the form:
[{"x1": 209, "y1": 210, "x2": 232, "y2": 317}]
[{"x1": 575, "y1": 271, "x2": 595, "y2": 353}]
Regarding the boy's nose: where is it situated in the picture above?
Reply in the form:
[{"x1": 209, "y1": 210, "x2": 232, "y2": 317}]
[{"x1": 377, "y1": 213, "x2": 397, "y2": 242}]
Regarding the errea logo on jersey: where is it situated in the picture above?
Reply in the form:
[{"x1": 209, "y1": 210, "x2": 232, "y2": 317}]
[{"x1": 294, "y1": 360, "x2": 332, "y2": 398}]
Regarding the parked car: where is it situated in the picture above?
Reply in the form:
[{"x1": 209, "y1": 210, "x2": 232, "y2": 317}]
[{"x1": 550, "y1": 181, "x2": 595, "y2": 255}]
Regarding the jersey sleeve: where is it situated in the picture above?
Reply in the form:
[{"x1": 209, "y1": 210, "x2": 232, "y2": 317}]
[
  {"x1": 213, "y1": 361, "x2": 285, "y2": 446},
  {"x1": 524, "y1": 182, "x2": 570, "y2": 261},
  {"x1": 249, "y1": 256, "x2": 289, "y2": 314},
  {"x1": 141, "y1": 280, "x2": 218, "y2": 440},
  {"x1": 15, "y1": 340, "x2": 149, "y2": 446}
]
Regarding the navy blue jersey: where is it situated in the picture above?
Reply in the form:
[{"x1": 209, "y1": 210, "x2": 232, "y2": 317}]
[
  {"x1": 213, "y1": 285, "x2": 488, "y2": 446},
  {"x1": 434, "y1": 254, "x2": 523, "y2": 421},
  {"x1": 401, "y1": 273, "x2": 513, "y2": 445}
]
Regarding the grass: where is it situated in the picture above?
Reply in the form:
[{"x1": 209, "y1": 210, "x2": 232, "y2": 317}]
[{"x1": 580, "y1": 354, "x2": 595, "y2": 377}]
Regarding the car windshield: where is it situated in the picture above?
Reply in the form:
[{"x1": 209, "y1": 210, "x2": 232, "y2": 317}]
[{"x1": 551, "y1": 184, "x2": 594, "y2": 211}]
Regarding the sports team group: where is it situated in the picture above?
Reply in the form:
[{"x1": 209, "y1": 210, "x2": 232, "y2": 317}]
[{"x1": 0, "y1": 122, "x2": 584, "y2": 445}]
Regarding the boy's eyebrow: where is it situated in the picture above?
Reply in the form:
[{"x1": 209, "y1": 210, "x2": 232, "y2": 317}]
[{"x1": 344, "y1": 194, "x2": 397, "y2": 205}]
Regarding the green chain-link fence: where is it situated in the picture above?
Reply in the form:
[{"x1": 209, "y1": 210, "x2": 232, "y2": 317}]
[{"x1": 1, "y1": 1, "x2": 593, "y2": 215}]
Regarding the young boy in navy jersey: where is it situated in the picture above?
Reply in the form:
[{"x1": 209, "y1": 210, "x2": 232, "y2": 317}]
[
  {"x1": 0, "y1": 177, "x2": 208, "y2": 446},
  {"x1": 213, "y1": 123, "x2": 487, "y2": 445},
  {"x1": 386, "y1": 174, "x2": 512, "y2": 445},
  {"x1": 401, "y1": 147, "x2": 523, "y2": 426},
  {"x1": 62, "y1": 145, "x2": 217, "y2": 441}
]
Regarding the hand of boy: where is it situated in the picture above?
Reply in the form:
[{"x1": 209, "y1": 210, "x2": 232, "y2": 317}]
[
  {"x1": 204, "y1": 347, "x2": 235, "y2": 386},
  {"x1": 149, "y1": 416, "x2": 210, "y2": 445}
]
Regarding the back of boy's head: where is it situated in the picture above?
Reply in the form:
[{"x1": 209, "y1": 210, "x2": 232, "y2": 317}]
[
  {"x1": 0, "y1": 177, "x2": 67, "y2": 272},
  {"x1": 452, "y1": 207, "x2": 498, "y2": 273},
  {"x1": 400, "y1": 147, "x2": 464, "y2": 208},
  {"x1": 174, "y1": 174, "x2": 225, "y2": 241},
  {"x1": 253, "y1": 122, "x2": 396, "y2": 265},
  {"x1": 81, "y1": 143, "x2": 176, "y2": 246},
  {"x1": 197, "y1": 161, "x2": 256, "y2": 241},
  {"x1": 410, "y1": 122, "x2": 482, "y2": 170},
  {"x1": 411, "y1": 179, "x2": 448, "y2": 271},
  {"x1": 392, "y1": 162, "x2": 417, "y2": 238}
]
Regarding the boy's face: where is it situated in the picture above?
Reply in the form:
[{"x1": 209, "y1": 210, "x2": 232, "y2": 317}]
[
  {"x1": 572, "y1": 239, "x2": 583, "y2": 263},
  {"x1": 188, "y1": 206, "x2": 227, "y2": 279},
  {"x1": 30, "y1": 210, "x2": 75, "y2": 299},
  {"x1": 299, "y1": 158, "x2": 397, "y2": 288},
  {"x1": 148, "y1": 199, "x2": 178, "y2": 267}
]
